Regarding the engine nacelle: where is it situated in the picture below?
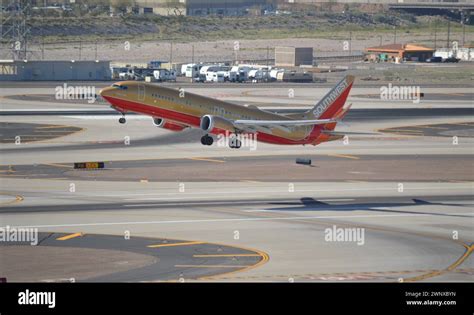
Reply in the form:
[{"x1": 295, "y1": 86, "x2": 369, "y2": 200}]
[
  {"x1": 200, "y1": 115, "x2": 235, "y2": 133},
  {"x1": 152, "y1": 118, "x2": 186, "y2": 132}
]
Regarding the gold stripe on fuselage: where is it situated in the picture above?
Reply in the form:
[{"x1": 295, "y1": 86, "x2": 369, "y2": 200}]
[{"x1": 102, "y1": 81, "x2": 312, "y2": 141}]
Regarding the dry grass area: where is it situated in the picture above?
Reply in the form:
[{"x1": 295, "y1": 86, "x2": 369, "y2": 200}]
[{"x1": 18, "y1": 11, "x2": 471, "y2": 64}]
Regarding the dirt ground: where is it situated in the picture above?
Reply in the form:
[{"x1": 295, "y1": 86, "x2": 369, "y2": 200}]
[{"x1": 32, "y1": 31, "x2": 470, "y2": 64}]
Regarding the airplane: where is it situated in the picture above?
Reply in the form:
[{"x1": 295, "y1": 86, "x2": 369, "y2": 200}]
[{"x1": 99, "y1": 75, "x2": 355, "y2": 149}]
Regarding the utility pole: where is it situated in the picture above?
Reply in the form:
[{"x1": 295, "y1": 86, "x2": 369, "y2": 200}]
[
  {"x1": 192, "y1": 44, "x2": 194, "y2": 64},
  {"x1": 95, "y1": 41, "x2": 98, "y2": 60},
  {"x1": 170, "y1": 41, "x2": 173, "y2": 64},
  {"x1": 41, "y1": 36, "x2": 44, "y2": 60},
  {"x1": 462, "y1": 18, "x2": 466, "y2": 47},
  {"x1": 434, "y1": 18, "x2": 437, "y2": 50},
  {"x1": 446, "y1": 20, "x2": 450, "y2": 49},
  {"x1": 1, "y1": 0, "x2": 31, "y2": 60},
  {"x1": 266, "y1": 46, "x2": 269, "y2": 82},
  {"x1": 393, "y1": 26, "x2": 397, "y2": 44},
  {"x1": 349, "y1": 31, "x2": 352, "y2": 55}
]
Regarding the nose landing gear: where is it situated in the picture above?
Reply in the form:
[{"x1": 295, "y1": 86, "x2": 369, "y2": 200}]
[{"x1": 119, "y1": 116, "x2": 126, "y2": 124}]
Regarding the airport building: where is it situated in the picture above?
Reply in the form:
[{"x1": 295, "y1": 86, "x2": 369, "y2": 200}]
[
  {"x1": 365, "y1": 44, "x2": 435, "y2": 62},
  {"x1": 275, "y1": 47, "x2": 314, "y2": 67},
  {"x1": 135, "y1": 0, "x2": 269, "y2": 16},
  {"x1": 0, "y1": 60, "x2": 111, "y2": 81}
]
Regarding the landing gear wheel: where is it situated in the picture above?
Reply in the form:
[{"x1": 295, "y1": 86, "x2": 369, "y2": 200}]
[
  {"x1": 201, "y1": 135, "x2": 213, "y2": 146},
  {"x1": 119, "y1": 117, "x2": 126, "y2": 124},
  {"x1": 229, "y1": 137, "x2": 241, "y2": 149},
  {"x1": 234, "y1": 139, "x2": 241, "y2": 149}
]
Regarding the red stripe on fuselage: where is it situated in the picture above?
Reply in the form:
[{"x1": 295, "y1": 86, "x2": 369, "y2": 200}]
[{"x1": 103, "y1": 96, "x2": 320, "y2": 145}]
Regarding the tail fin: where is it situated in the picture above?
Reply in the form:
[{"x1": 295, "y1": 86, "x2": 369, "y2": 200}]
[
  {"x1": 308, "y1": 75, "x2": 354, "y2": 120},
  {"x1": 322, "y1": 103, "x2": 352, "y2": 131}
]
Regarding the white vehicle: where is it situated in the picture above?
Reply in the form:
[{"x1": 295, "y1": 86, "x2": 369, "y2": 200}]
[
  {"x1": 181, "y1": 64, "x2": 192, "y2": 76},
  {"x1": 205, "y1": 71, "x2": 217, "y2": 82},
  {"x1": 248, "y1": 69, "x2": 265, "y2": 82},
  {"x1": 215, "y1": 71, "x2": 225, "y2": 83},
  {"x1": 119, "y1": 69, "x2": 134, "y2": 80},
  {"x1": 204, "y1": 71, "x2": 225, "y2": 83},
  {"x1": 227, "y1": 71, "x2": 237, "y2": 82},
  {"x1": 270, "y1": 69, "x2": 284, "y2": 81},
  {"x1": 185, "y1": 64, "x2": 202, "y2": 78},
  {"x1": 153, "y1": 69, "x2": 176, "y2": 82}
]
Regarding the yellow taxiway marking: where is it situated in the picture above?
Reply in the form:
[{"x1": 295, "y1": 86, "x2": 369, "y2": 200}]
[
  {"x1": 199, "y1": 247, "x2": 269, "y2": 280},
  {"x1": 147, "y1": 241, "x2": 205, "y2": 248},
  {"x1": 240, "y1": 180, "x2": 261, "y2": 183},
  {"x1": 0, "y1": 194, "x2": 24, "y2": 206},
  {"x1": 328, "y1": 153, "x2": 360, "y2": 160},
  {"x1": 404, "y1": 243, "x2": 473, "y2": 282},
  {"x1": 175, "y1": 265, "x2": 248, "y2": 268},
  {"x1": 187, "y1": 157, "x2": 225, "y2": 163},
  {"x1": 35, "y1": 130, "x2": 74, "y2": 133},
  {"x1": 417, "y1": 125, "x2": 449, "y2": 130},
  {"x1": 36, "y1": 125, "x2": 74, "y2": 129},
  {"x1": 43, "y1": 163, "x2": 73, "y2": 169},
  {"x1": 345, "y1": 180, "x2": 367, "y2": 183},
  {"x1": 447, "y1": 93, "x2": 465, "y2": 96},
  {"x1": 56, "y1": 233, "x2": 83, "y2": 241},
  {"x1": 193, "y1": 254, "x2": 261, "y2": 258}
]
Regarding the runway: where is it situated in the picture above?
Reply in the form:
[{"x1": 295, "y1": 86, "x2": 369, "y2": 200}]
[{"x1": 0, "y1": 81, "x2": 473, "y2": 282}]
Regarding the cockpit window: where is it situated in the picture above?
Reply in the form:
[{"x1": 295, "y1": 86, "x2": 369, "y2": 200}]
[{"x1": 112, "y1": 84, "x2": 128, "y2": 90}]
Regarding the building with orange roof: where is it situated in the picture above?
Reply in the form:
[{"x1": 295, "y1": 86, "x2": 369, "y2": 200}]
[{"x1": 365, "y1": 43, "x2": 435, "y2": 63}]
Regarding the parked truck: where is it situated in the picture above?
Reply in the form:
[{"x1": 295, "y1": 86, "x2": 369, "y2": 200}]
[{"x1": 153, "y1": 69, "x2": 177, "y2": 82}]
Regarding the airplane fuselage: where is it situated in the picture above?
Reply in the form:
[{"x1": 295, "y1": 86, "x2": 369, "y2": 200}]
[{"x1": 100, "y1": 81, "x2": 324, "y2": 145}]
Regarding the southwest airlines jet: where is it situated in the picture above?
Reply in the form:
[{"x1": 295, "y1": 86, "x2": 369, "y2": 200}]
[{"x1": 99, "y1": 75, "x2": 354, "y2": 148}]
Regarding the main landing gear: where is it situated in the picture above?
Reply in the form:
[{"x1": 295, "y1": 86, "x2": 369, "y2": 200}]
[
  {"x1": 229, "y1": 137, "x2": 241, "y2": 149},
  {"x1": 201, "y1": 134, "x2": 213, "y2": 146},
  {"x1": 200, "y1": 134, "x2": 241, "y2": 148}
]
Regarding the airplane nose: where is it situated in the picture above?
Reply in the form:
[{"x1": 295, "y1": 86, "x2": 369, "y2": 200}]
[{"x1": 99, "y1": 87, "x2": 111, "y2": 97}]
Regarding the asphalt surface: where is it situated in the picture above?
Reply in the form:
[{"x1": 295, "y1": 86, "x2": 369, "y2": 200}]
[
  {"x1": 1, "y1": 154, "x2": 473, "y2": 182},
  {"x1": 0, "y1": 82, "x2": 473, "y2": 282},
  {"x1": 1, "y1": 232, "x2": 265, "y2": 282}
]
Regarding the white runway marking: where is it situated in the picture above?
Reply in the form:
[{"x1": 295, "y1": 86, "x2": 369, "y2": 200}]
[
  {"x1": 110, "y1": 185, "x2": 472, "y2": 200},
  {"x1": 4, "y1": 212, "x2": 473, "y2": 229},
  {"x1": 122, "y1": 198, "x2": 356, "y2": 206}
]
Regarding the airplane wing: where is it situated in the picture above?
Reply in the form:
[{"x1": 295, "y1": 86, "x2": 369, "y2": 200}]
[
  {"x1": 233, "y1": 118, "x2": 337, "y2": 133},
  {"x1": 234, "y1": 118, "x2": 336, "y2": 127},
  {"x1": 321, "y1": 130, "x2": 379, "y2": 136}
]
